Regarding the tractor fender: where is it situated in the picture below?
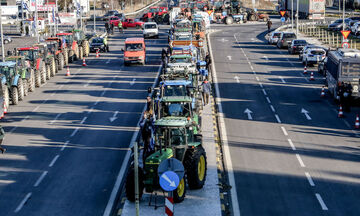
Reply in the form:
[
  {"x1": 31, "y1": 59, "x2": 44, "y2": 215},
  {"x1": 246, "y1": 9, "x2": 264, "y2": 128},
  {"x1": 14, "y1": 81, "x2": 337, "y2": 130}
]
[
  {"x1": 12, "y1": 74, "x2": 20, "y2": 87},
  {"x1": 72, "y1": 42, "x2": 77, "y2": 51},
  {"x1": 1, "y1": 75, "x2": 6, "y2": 85},
  {"x1": 36, "y1": 58, "x2": 42, "y2": 71}
]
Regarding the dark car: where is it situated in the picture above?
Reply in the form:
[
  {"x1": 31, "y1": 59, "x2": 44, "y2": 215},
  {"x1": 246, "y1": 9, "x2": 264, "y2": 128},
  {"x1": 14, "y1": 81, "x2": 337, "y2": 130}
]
[
  {"x1": 328, "y1": 18, "x2": 351, "y2": 31},
  {"x1": 277, "y1": 32, "x2": 297, "y2": 49},
  {"x1": 90, "y1": 37, "x2": 109, "y2": 52},
  {"x1": 288, "y1": 39, "x2": 307, "y2": 54}
]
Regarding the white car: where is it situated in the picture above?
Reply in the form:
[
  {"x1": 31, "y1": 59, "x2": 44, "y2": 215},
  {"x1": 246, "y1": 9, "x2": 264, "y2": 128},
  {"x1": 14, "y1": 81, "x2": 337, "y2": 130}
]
[
  {"x1": 143, "y1": 22, "x2": 159, "y2": 39},
  {"x1": 302, "y1": 47, "x2": 326, "y2": 66},
  {"x1": 351, "y1": 21, "x2": 360, "y2": 35},
  {"x1": 268, "y1": 31, "x2": 281, "y2": 44}
]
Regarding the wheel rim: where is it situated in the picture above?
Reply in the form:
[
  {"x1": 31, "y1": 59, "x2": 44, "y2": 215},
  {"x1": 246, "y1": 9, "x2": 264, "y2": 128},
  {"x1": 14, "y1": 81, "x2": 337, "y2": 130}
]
[
  {"x1": 198, "y1": 155, "x2": 205, "y2": 181},
  {"x1": 177, "y1": 178, "x2": 185, "y2": 197}
]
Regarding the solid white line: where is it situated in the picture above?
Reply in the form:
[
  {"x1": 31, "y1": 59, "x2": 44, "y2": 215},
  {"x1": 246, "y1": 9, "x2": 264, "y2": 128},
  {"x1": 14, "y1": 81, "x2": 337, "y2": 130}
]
[
  {"x1": 263, "y1": 89, "x2": 268, "y2": 96},
  {"x1": 296, "y1": 154, "x2": 306, "y2": 167},
  {"x1": 259, "y1": 83, "x2": 263, "y2": 88},
  {"x1": 33, "y1": 106, "x2": 40, "y2": 112},
  {"x1": 100, "y1": 90, "x2": 106, "y2": 97},
  {"x1": 103, "y1": 65, "x2": 164, "y2": 216},
  {"x1": 250, "y1": 65, "x2": 254, "y2": 70},
  {"x1": 70, "y1": 127, "x2": 79, "y2": 137},
  {"x1": 256, "y1": 76, "x2": 260, "y2": 81},
  {"x1": 34, "y1": 171, "x2": 48, "y2": 187},
  {"x1": 106, "y1": 59, "x2": 111, "y2": 64},
  {"x1": 287, "y1": 139, "x2": 296, "y2": 151},
  {"x1": 279, "y1": 76, "x2": 286, "y2": 83},
  {"x1": 61, "y1": 140, "x2": 69, "y2": 151},
  {"x1": 88, "y1": 107, "x2": 94, "y2": 114},
  {"x1": 94, "y1": 99, "x2": 100, "y2": 105},
  {"x1": 305, "y1": 172, "x2": 315, "y2": 186},
  {"x1": 80, "y1": 116, "x2": 87, "y2": 124},
  {"x1": 315, "y1": 193, "x2": 328, "y2": 210},
  {"x1": 281, "y1": 126, "x2": 288, "y2": 136},
  {"x1": 14, "y1": 192, "x2": 32, "y2": 213},
  {"x1": 9, "y1": 127, "x2": 17, "y2": 133},
  {"x1": 275, "y1": 114, "x2": 281, "y2": 123},
  {"x1": 266, "y1": 97, "x2": 271, "y2": 103},
  {"x1": 49, "y1": 155, "x2": 60, "y2": 167},
  {"x1": 270, "y1": 105, "x2": 275, "y2": 112},
  {"x1": 51, "y1": 92, "x2": 56, "y2": 96},
  {"x1": 50, "y1": 113, "x2": 61, "y2": 125}
]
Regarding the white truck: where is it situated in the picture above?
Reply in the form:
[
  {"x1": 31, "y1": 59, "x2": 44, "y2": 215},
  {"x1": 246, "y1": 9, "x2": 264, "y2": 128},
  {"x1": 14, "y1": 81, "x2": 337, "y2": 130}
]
[{"x1": 280, "y1": 0, "x2": 325, "y2": 19}]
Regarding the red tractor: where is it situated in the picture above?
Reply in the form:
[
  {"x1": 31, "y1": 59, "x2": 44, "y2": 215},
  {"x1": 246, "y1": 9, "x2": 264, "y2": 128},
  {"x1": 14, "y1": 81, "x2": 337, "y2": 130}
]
[
  {"x1": 56, "y1": 33, "x2": 80, "y2": 63},
  {"x1": 142, "y1": 6, "x2": 168, "y2": 22},
  {"x1": 46, "y1": 37, "x2": 68, "y2": 67}
]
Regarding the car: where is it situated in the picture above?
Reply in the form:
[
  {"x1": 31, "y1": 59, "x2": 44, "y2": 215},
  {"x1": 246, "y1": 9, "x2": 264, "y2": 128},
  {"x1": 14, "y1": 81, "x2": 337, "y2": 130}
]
[
  {"x1": 268, "y1": 31, "x2": 281, "y2": 45},
  {"x1": 89, "y1": 37, "x2": 109, "y2": 53},
  {"x1": 109, "y1": 16, "x2": 121, "y2": 26},
  {"x1": 301, "y1": 47, "x2": 326, "y2": 66},
  {"x1": 123, "y1": 18, "x2": 144, "y2": 29},
  {"x1": 143, "y1": 22, "x2": 159, "y2": 38},
  {"x1": 328, "y1": 18, "x2": 352, "y2": 31},
  {"x1": 351, "y1": 21, "x2": 360, "y2": 35},
  {"x1": 122, "y1": 38, "x2": 146, "y2": 66},
  {"x1": 288, "y1": 39, "x2": 307, "y2": 54},
  {"x1": 276, "y1": 32, "x2": 296, "y2": 49}
]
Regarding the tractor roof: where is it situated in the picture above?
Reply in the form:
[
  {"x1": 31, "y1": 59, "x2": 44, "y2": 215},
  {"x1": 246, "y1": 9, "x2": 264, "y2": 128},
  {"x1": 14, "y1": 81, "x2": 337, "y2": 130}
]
[
  {"x1": 17, "y1": 47, "x2": 39, "y2": 51},
  {"x1": 0, "y1": 62, "x2": 16, "y2": 67},
  {"x1": 161, "y1": 80, "x2": 192, "y2": 86},
  {"x1": 170, "y1": 54, "x2": 192, "y2": 59},
  {"x1": 154, "y1": 116, "x2": 189, "y2": 127},
  {"x1": 56, "y1": 33, "x2": 73, "y2": 36},
  {"x1": 125, "y1": 38, "x2": 144, "y2": 44},
  {"x1": 72, "y1": 29, "x2": 82, "y2": 32},
  {"x1": 162, "y1": 96, "x2": 192, "y2": 103},
  {"x1": 6, "y1": 56, "x2": 25, "y2": 60},
  {"x1": 46, "y1": 37, "x2": 61, "y2": 41}
]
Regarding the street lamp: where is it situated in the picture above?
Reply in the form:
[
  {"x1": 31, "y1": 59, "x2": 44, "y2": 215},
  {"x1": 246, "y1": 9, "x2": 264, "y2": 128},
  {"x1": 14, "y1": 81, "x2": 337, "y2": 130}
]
[
  {"x1": 0, "y1": 5, "x2": 5, "y2": 62},
  {"x1": 342, "y1": 0, "x2": 345, "y2": 31},
  {"x1": 93, "y1": 0, "x2": 96, "y2": 32},
  {"x1": 296, "y1": 0, "x2": 299, "y2": 36},
  {"x1": 291, "y1": 0, "x2": 294, "y2": 30}
]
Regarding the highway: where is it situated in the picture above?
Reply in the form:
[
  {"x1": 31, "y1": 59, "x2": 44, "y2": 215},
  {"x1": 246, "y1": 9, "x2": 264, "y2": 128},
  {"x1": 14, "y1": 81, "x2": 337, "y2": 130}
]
[
  {"x1": 210, "y1": 21, "x2": 360, "y2": 215},
  {"x1": 0, "y1": 26, "x2": 168, "y2": 215}
]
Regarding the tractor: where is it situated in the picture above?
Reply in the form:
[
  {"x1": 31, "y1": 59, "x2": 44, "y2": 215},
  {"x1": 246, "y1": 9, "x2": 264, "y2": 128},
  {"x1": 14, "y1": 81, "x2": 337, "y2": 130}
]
[
  {"x1": 223, "y1": 0, "x2": 248, "y2": 24},
  {"x1": 46, "y1": 37, "x2": 68, "y2": 67},
  {"x1": 0, "y1": 61, "x2": 26, "y2": 105},
  {"x1": 33, "y1": 43, "x2": 57, "y2": 79},
  {"x1": 16, "y1": 47, "x2": 47, "y2": 87},
  {"x1": 125, "y1": 116, "x2": 207, "y2": 203},
  {"x1": 56, "y1": 33, "x2": 80, "y2": 63},
  {"x1": 70, "y1": 29, "x2": 90, "y2": 58}
]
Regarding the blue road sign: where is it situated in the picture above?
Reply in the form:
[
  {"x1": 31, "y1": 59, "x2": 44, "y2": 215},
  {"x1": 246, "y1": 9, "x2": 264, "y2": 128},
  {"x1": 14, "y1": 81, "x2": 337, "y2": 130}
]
[
  {"x1": 280, "y1": 17, "x2": 286, "y2": 23},
  {"x1": 160, "y1": 171, "x2": 180, "y2": 192}
]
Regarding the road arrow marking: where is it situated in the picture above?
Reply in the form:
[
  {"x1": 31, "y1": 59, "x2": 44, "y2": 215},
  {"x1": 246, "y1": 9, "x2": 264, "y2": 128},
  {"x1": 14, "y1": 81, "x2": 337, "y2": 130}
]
[
  {"x1": 234, "y1": 76, "x2": 240, "y2": 83},
  {"x1": 109, "y1": 111, "x2": 119, "y2": 122},
  {"x1": 301, "y1": 108, "x2": 312, "y2": 120},
  {"x1": 130, "y1": 78, "x2": 136, "y2": 86},
  {"x1": 220, "y1": 38, "x2": 228, "y2": 42},
  {"x1": 263, "y1": 56, "x2": 268, "y2": 61},
  {"x1": 279, "y1": 76, "x2": 286, "y2": 83},
  {"x1": 244, "y1": 108, "x2": 253, "y2": 120},
  {"x1": 227, "y1": 56, "x2": 232, "y2": 60},
  {"x1": 162, "y1": 173, "x2": 176, "y2": 187}
]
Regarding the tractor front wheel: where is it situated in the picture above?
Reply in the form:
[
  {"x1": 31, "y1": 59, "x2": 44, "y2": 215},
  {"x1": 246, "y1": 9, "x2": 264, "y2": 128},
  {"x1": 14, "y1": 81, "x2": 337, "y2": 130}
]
[
  {"x1": 50, "y1": 57, "x2": 56, "y2": 76},
  {"x1": 225, "y1": 16, "x2": 234, "y2": 25},
  {"x1": 58, "y1": 54, "x2": 64, "y2": 71},
  {"x1": 17, "y1": 78, "x2": 25, "y2": 101},
  {"x1": 3, "y1": 87, "x2": 10, "y2": 112},
  {"x1": 184, "y1": 146, "x2": 207, "y2": 189},
  {"x1": 79, "y1": 47, "x2": 84, "y2": 60},
  {"x1": 11, "y1": 86, "x2": 19, "y2": 105},
  {"x1": 41, "y1": 64, "x2": 47, "y2": 84},
  {"x1": 173, "y1": 178, "x2": 186, "y2": 203},
  {"x1": 125, "y1": 166, "x2": 144, "y2": 202},
  {"x1": 29, "y1": 69, "x2": 36, "y2": 92},
  {"x1": 46, "y1": 64, "x2": 51, "y2": 80},
  {"x1": 35, "y1": 69, "x2": 41, "y2": 87}
]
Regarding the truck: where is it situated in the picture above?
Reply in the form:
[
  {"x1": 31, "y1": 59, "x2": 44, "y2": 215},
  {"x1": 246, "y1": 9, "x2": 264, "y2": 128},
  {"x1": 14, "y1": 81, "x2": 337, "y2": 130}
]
[{"x1": 280, "y1": 0, "x2": 325, "y2": 19}]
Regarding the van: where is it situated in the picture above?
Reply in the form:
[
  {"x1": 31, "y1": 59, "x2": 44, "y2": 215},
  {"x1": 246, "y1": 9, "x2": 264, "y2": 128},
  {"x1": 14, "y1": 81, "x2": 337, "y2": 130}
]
[
  {"x1": 123, "y1": 38, "x2": 146, "y2": 66},
  {"x1": 143, "y1": 22, "x2": 159, "y2": 39}
]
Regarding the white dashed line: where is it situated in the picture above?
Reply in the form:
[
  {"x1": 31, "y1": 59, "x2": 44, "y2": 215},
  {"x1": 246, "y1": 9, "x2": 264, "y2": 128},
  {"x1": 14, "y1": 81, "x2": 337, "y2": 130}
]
[
  {"x1": 50, "y1": 113, "x2": 62, "y2": 125},
  {"x1": 287, "y1": 139, "x2": 296, "y2": 151},
  {"x1": 275, "y1": 114, "x2": 281, "y2": 123},
  {"x1": 263, "y1": 89, "x2": 268, "y2": 96},
  {"x1": 49, "y1": 155, "x2": 60, "y2": 167},
  {"x1": 255, "y1": 76, "x2": 260, "y2": 81},
  {"x1": 250, "y1": 65, "x2": 254, "y2": 70},
  {"x1": 315, "y1": 193, "x2": 328, "y2": 210},
  {"x1": 296, "y1": 154, "x2": 306, "y2": 167},
  {"x1": 14, "y1": 192, "x2": 32, "y2": 213},
  {"x1": 270, "y1": 105, "x2": 275, "y2": 112},
  {"x1": 305, "y1": 172, "x2": 315, "y2": 186},
  {"x1": 80, "y1": 116, "x2": 87, "y2": 124},
  {"x1": 88, "y1": 107, "x2": 95, "y2": 114},
  {"x1": 100, "y1": 90, "x2": 106, "y2": 97},
  {"x1": 94, "y1": 99, "x2": 100, "y2": 105},
  {"x1": 266, "y1": 97, "x2": 271, "y2": 103},
  {"x1": 9, "y1": 127, "x2": 17, "y2": 133},
  {"x1": 259, "y1": 83, "x2": 263, "y2": 88},
  {"x1": 51, "y1": 92, "x2": 56, "y2": 96},
  {"x1": 61, "y1": 140, "x2": 69, "y2": 151},
  {"x1": 34, "y1": 171, "x2": 48, "y2": 187},
  {"x1": 281, "y1": 126, "x2": 288, "y2": 136},
  {"x1": 84, "y1": 80, "x2": 92, "y2": 87},
  {"x1": 32, "y1": 106, "x2": 40, "y2": 112},
  {"x1": 70, "y1": 127, "x2": 79, "y2": 137},
  {"x1": 106, "y1": 59, "x2": 111, "y2": 64},
  {"x1": 24, "y1": 115, "x2": 30, "y2": 120},
  {"x1": 279, "y1": 76, "x2": 286, "y2": 83}
]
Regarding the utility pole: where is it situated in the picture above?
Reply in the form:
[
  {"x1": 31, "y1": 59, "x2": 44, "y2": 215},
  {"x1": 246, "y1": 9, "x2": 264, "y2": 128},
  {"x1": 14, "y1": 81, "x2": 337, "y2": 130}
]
[
  {"x1": 93, "y1": 0, "x2": 96, "y2": 32},
  {"x1": 296, "y1": 0, "x2": 299, "y2": 36},
  {"x1": 342, "y1": 0, "x2": 345, "y2": 31},
  {"x1": 35, "y1": 0, "x2": 39, "y2": 42},
  {"x1": 291, "y1": 0, "x2": 293, "y2": 30},
  {"x1": 134, "y1": 142, "x2": 140, "y2": 216},
  {"x1": 0, "y1": 5, "x2": 5, "y2": 62},
  {"x1": 55, "y1": 0, "x2": 58, "y2": 34}
]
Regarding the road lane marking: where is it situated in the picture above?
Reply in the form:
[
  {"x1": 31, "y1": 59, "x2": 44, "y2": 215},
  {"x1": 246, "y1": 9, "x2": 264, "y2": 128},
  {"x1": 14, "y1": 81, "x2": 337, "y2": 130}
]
[
  {"x1": 299, "y1": 72, "x2": 310, "y2": 82},
  {"x1": 266, "y1": 97, "x2": 271, "y2": 103},
  {"x1": 263, "y1": 56, "x2": 268, "y2": 61},
  {"x1": 61, "y1": 140, "x2": 69, "y2": 151},
  {"x1": 263, "y1": 89, "x2": 268, "y2": 96},
  {"x1": 234, "y1": 76, "x2": 240, "y2": 83},
  {"x1": 9, "y1": 127, "x2": 17, "y2": 133},
  {"x1": 275, "y1": 114, "x2": 281, "y2": 123},
  {"x1": 255, "y1": 76, "x2": 260, "y2": 81},
  {"x1": 130, "y1": 78, "x2": 136, "y2": 86},
  {"x1": 100, "y1": 90, "x2": 106, "y2": 97},
  {"x1": 244, "y1": 108, "x2": 253, "y2": 120},
  {"x1": 315, "y1": 193, "x2": 328, "y2": 210},
  {"x1": 88, "y1": 107, "x2": 95, "y2": 114},
  {"x1": 34, "y1": 171, "x2": 48, "y2": 187},
  {"x1": 305, "y1": 172, "x2": 315, "y2": 186},
  {"x1": 59, "y1": 84, "x2": 64, "y2": 89},
  {"x1": 24, "y1": 115, "x2": 30, "y2": 120},
  {"x1": 84, "y1": 80, "x2": 92, "y2": 87},
  {"x1": 33, "y1": 106, "x2": 40, "y2": 112},
  {"x1": 227, "y1": 56, "x2": 232, "y2": 60},
  {"x1": 14, "y1": 192, "x2": 32, "y2": 213},
  {"x1": 281, "y1": 126, "x2": 288, "y2": 136},
  {"x1": 106, "y1": 59, "x2": 111, "y2": 64},
  {"x1": 270, "y1": 105, "x2": 275, "y2": 112},
  {"x1": 51, "y1": 92, "x2": 56, "y2": 96},
  {"x1": 296, "y1": 154, "x2": 305, "y2": 167},
  {"x1": 50, "y1": 113, "x2": 62, "y2": 125},
  {"x1": 94, "y1": 99, "x2": 100, "y2": 105},
  {"x1": 301, "y1": 108, "x2": 312, "y2": 120},
  {"x1": 259, "y1": 83, "x2": 263, "y2": 88},
  {"x1": 287, "y1": 139, "x2": 296, "y2": 150},
  {"x1": 80, "y1": 116, "x2": 87, "y2": 124},
  {"x1": 70, "y1": 127, "x2": 79, "y2": 137},
  {"x1": 250, "y1": 65, "x2": 254, "y2": 70},
  {"x1": 49, "y1": 155, "x2": 60, "y2": 167},
  {"x1": 279, "y1": 76, "x2": 286, "y2": 83}
]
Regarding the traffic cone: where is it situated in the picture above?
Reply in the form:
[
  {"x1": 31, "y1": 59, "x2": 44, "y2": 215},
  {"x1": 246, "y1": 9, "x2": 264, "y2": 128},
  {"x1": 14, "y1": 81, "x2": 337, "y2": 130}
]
[
  {"x1": 82, "y1": 58, "x2": 87, "y2": 66},
  {"x1": 303, "y1": 66, "x2": 308, "y2": 74},
  {"x1": 96, "y1": 49, "x2": 100, "y2": 58},
  {"x1": 66, "y1": 67, "x2": 70, "y2": 76},
  {"x1": 3, "y1": 102, "x2": 7, "y2": 114},
  {"x1": 338, "y1": 105, "x2": 344, "y2": 118},
  {"x1": 309, "y1": 72, "x2": 315, "y2": 81},
  {"x1": 320, "y1": 86, "x2": 325, "y2": 97},
  {"x1": 355, "y1": 114, "x2": 360, "y2": 129}
]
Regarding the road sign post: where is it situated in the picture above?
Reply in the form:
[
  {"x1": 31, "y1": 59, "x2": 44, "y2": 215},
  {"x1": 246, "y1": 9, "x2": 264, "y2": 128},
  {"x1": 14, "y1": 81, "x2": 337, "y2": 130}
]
[{"x1": 341, "y1": 30, "x2": 351, "y2": 49}]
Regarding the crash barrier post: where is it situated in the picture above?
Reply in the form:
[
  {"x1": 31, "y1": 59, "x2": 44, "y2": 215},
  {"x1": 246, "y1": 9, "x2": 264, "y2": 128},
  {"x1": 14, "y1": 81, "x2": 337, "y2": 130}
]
[{"x1": 165, "y1": 196, "x2": 174, "y2": 216}]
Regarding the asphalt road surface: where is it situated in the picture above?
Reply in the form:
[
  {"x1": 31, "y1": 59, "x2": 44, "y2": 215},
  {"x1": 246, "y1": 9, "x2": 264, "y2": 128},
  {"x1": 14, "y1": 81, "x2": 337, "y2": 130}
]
[
  {"x1": 0, "y1": 26, "x2": 168, "y2": 215},
  {"x1": 210, "y1": 22, "x2": 360, "y2": 216}
]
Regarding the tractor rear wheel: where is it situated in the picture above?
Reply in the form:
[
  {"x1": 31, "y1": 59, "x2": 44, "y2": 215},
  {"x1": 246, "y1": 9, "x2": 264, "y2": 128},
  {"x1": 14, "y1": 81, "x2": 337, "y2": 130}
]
[
  {"x1": 3, "y1": 87, "x2": 10, "y2": 112},
  {"x1": 17, "y1": 78, "x2": 25, "y2": 101},
  {"x1": 125, "y1": 166, "x2": 144, "y2": 202},
  {"x1": 249, "y1": 14, "x2": 256, "y2": 21},
  {"x1": 58, "y1": 54, "x2": 64, "y2": 71},
  {"x1": 50, "y1": 57, "x2": 56, "y2": 76},
  {"x1": 28, "y1": 69, "x2": 35, "y2": 92},
  {"x1": 35, "y1": 69, "x2": 41, "y2": 87},
  {"x1": 69, "y1": 51, "x2": 74, "y2": 63},
  {"x1": 79, "y1": 47, "x2": 84, "y2": 60},
  {"x1": 41, "y1": 64, "x2": 47, "y2": 84},
  {"x1": 23, "y1": 80, "x2": 28, "y2": 96},
  {"x1": 184, "y1": 146, "x2": 207, "y2": 189},
  {"x1": 225, "y1": 16, "x2": 234, "y2": 25},
  {"x1": 46, "y1": 64, "x2": 51, "y2": 80},
  {"x1": 63, "y1": 49, "x2": 69, "y2": 66},
  {"x1": 173, "y1": 178, "x2": 186, "y2": 203},
  {"x1": 11, "y1": 87, "x2": 19, "y2": 105},
  {"x1": 83, "y1": 40, "x2": 90, "y2": 57}
]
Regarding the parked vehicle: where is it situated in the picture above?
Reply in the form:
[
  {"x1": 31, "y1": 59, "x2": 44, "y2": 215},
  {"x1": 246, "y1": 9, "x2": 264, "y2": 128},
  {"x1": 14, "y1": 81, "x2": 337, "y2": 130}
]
[
  {"x1": 109, "y1": 16, "x2": 122, "y2": 26},
  {"x1": 301, "y1": 46, "x2": 326, "y2": 65},
  {"x1": 143, "y1": 22, "x2": 159, "y2": 39},
  {"x1": 90, "y1": 37, "x2": 109, "y2": 53},
  {"x1": 123, "y1": 18, "x2": 144, "y2": 29},
  {"x1": 33, "y1": 43, "x2": 57, "y2": 79},
  {"x1": 45, "y1": 39, "x2": 65, "y2": 71},
  {"x1": 279, "y1": 0, "x2": 325, "y2": 19},
  {"x1": 288, "y1": 39, "x2": 307, "y2": 54},
  {"x1": 268, "y1": 31, "x2": 282, "y2": 44},
  {"x1": 276, "y1": 32, "x2": 296, "y2": 49},
  {"x1": 56, "y1": 33, "x2": 79, "y2": 63},
  {"x1": 46, "y1": 37, "x2": 69, "y2": 66},
  {"x1": 328, "y1": 19, "x2": 350, "y2": 31},
  {"x1": 351, "y1": 21, "x2": 360, "y2": 35},
  {"x1": 122, "y1": 38, "x2": 146, "y2": 66},
  {"x1": 0, "y1": 62, "x2": 25, "y2": 105}
]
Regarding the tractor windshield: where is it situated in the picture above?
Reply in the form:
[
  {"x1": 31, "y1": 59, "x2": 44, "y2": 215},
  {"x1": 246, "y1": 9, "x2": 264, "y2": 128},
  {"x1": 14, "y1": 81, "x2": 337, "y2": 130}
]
[
  {"x1": 125, "y1": 43, "x2": 143, "y2": 51},
  {"x1": 155, "y1": 127, "x2": 186, "y2": 147},
  {"x1": 0, "y1": 66, "x2": 14, "y2": 77},
  {"x1": 149, "y1": 8, "x2": 159, "y2": 13},
  {"x1": 164, "y1": 85, "x2": 187, "y2": 97},
  {"x1": 162, "y1": 102, "x2": 191, "y2": 117},
  {"x1": 73, "y1": 32, "x2": 81, "y2": 41},
  {"x1": 18, "y1": 50, "x2": 36, "y2": 61},
  {"x1": 174, "y1": 34, "x2": 192, "y2": 40},
  {"x1": 59, "y1": 35, "x2": 73, "y2": 45},
  {"x1": 170, "y1": 57, "x2": 191, "y2": 63}
]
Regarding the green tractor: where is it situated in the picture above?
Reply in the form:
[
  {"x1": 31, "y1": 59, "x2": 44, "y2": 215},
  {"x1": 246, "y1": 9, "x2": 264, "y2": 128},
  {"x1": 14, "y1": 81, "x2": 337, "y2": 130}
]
[
  {"x1": 0, "y1": 61, "x2": 26, "y2": 105},
  {"x1": 126, "y1": 117, "x2": 207, "y2": 203},
  {"x1": 33, "y1": 43, "x2": 57, "y2": 80},
  {"x1": 71, "y1": 29, "x2": 90, "y2": 58}
]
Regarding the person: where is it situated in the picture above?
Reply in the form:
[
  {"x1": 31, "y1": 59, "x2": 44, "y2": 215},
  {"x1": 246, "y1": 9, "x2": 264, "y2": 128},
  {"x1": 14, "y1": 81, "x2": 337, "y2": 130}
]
[
  {"x1": 0, "y1": 126, "x2": 5, "y2": 154},
  {"x1": 118, "y1": 20, "x2": 123, "y2": 33},
  {"x1": 161, "y1": 48, "x2": 167, "y2": 60},
  {"x1": 105, "y1": 22, "x2": 109, "y2": 34},
  {"x1": 343, "y1": 83, "x2": 352, "y2": 112},
  {"x1": 146, "y1": 96, "x2": 152, "y2": 112},
  {"x1": 201, "y1": 79, "x2": 211, "y2": 105},
  {"x1": 205, "y1": 52, "x2": 211, "y2": 72},
  {"x1": 110, "y1": 23, "x2": 114, "y2": 34},
  {"x1": 139, "y1": 111, "x2": 154, "y2": 160},
  {"x1": 267, "y1": 19, "x2": 272, "y2": 33}
]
